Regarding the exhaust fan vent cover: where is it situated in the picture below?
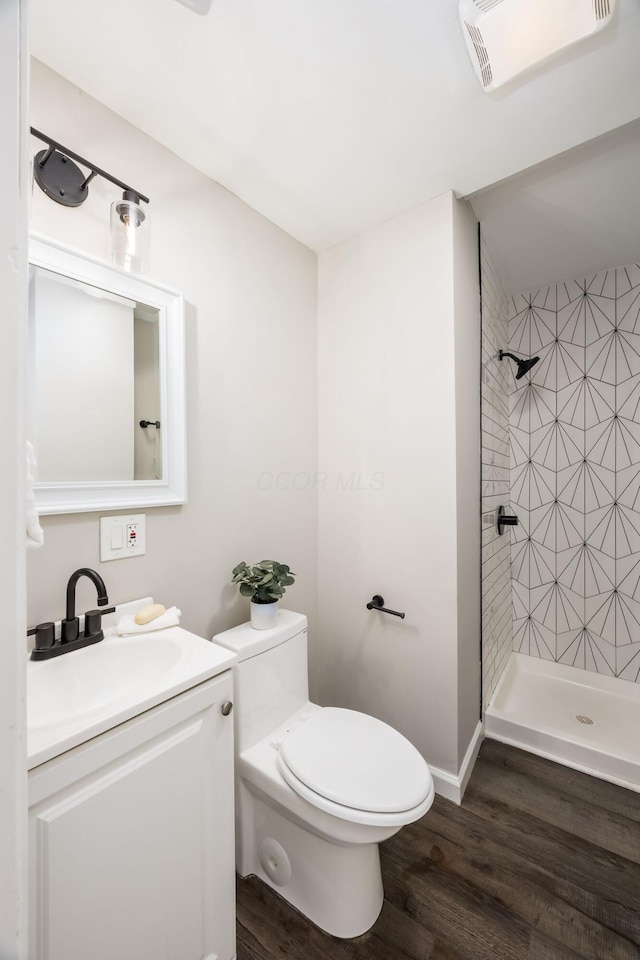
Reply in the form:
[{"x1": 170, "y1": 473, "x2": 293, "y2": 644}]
[
  {"x1": 459, "y1": 0, "x2": 617, "y2": 91},
  {"x1": 594, "y1": 0, "x2": 611, "y2": 19},
  {"x1": 172, "y1": 0, "x2": 213, "y2": 13},
  {"x1": 471, "y1": 0, "x2": 507, "y2": 11},
  {"x1": 464, "y1": 23, "x2": 493, "y2": 89}
]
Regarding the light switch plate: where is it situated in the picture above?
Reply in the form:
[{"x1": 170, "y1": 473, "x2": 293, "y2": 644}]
[{"x1": 100, "y1": 514, "x2": 146, "y2": 561}]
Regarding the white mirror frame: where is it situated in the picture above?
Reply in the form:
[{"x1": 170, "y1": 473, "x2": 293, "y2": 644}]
[{"x1": 29, "y1": 234, "x2": 187, "y2": 515}]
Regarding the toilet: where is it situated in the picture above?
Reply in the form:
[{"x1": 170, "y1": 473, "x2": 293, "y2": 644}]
[{"x1": 213, "y1": 609, "x2": 434, "y2": 938}]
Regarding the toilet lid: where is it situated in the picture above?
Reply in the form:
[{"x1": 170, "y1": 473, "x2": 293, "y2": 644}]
[{"x1": 278, "y1": 707, "x2": 431, "y2": 813}]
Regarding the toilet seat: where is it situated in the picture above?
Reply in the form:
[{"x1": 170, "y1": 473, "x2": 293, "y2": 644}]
[{"x1": 276, "y1": 707, "x2": 433, "y2": 823}]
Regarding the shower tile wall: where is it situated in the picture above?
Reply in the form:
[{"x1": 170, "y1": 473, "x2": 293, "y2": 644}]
[
  {"x1": 509, "y1": 264, "x2": 640, "y2": 683},
  {"x1": 481, "y1": 236, "x2": 512, "y2": 709}
]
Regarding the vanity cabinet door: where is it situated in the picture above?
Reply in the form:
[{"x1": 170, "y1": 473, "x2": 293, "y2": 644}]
[{"x1": 28, "y1": 673, "x2": 235, "y2": 960}]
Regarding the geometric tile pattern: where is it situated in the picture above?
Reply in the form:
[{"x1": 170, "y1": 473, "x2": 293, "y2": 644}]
[
  {"x1": 508, "y1": 266, "x2": 640, "y2": 683},
  {"x1": 480, "y1": 236, "x2": 513, "y2": 709}
]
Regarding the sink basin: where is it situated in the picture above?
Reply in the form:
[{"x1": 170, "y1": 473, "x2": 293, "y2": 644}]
[
  {"x1": 27, "y1": 602, "x2": 237, "y2": 769},
  {"x1": 28, "y1": 635, "x2": 184, "y2": 730}
]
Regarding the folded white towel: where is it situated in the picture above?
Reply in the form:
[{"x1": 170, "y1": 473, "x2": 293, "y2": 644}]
[
  {"x1": 26, "y1": 441, "x2": 44, "y2": 550},
  {"x1": 116, "y1": 606, "x2": 182, "y2": 636}
]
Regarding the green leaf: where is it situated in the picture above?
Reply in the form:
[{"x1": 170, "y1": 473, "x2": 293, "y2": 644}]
[{"x1": 233, "y1": 558, "x2": 295, "y2": 599}]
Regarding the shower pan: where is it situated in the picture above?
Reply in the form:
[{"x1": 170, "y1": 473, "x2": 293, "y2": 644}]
[{"x1": 486, "y1": 653, "x2": 640, "y2": 790}]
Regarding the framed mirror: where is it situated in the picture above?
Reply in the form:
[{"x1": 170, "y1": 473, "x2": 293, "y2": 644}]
[{"x1": 28, "y1": 235, "x2": 187, "y2": 515}]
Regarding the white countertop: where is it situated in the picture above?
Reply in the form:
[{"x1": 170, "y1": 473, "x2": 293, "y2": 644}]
[{"x1": 27, "y1": 599, "x2": 236, "y2": 770}]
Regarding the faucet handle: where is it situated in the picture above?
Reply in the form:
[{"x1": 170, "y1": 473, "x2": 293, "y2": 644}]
[
  {"x1": 84, "y1": 609, "x2": 103, "y2": 638},
  {"x1": 84, "y1": 606, "x2": 115, "y2": 639},
  {"x1": 31, "y1": 622, "x2": 55, "y2": 652},
  {"x1": 61, "y1": 617, "x2": 80, "y2": 644}
]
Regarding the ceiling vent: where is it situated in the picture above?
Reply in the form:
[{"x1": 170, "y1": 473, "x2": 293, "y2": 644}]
[
  {"x1": 172, "y1": 0, "x2": 213, "y2": 13},
  {"x1": 459, "y1": 0, "x2": 617, "y2": 92}
]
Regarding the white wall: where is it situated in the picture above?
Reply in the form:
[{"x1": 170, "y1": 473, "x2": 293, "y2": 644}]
[
  {"x1": 0, "y1": 2, "x2": 28, "y2": 956},
  {"x1": 27, "y1": 60, "x2": 318, "y2": 642},
  {"x1": 317, "y1": 192, "x2": 480, "y2": 785},
  {"x1": 26, "y1": 62, "x2": 483, "y2": 805}
]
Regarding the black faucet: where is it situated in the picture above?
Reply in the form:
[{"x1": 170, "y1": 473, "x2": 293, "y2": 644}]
[
  {"x1": 61, "y1": 568, "x2": 110, "y2": 643},
  {"x1": 29, "y1": 568, "x2": 114, "y2": 661}
]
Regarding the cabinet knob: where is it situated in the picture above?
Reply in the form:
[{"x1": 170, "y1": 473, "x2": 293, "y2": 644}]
[{"x1": 221, "y1": 701, "x2": 233, "y2": 716}]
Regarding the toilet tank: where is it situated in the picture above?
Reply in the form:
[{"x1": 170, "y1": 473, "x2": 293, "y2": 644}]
[{"x1": 213, "y1": 610, "x2": 309, "y2": 752}]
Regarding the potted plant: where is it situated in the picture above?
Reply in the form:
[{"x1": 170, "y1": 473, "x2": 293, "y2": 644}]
[{"x1": 231, "y1": 560, "x2": 296, "y2": 630}]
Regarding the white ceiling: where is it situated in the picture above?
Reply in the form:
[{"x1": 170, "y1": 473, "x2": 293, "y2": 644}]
[
  {"x1": 30, "y1": 0, "x2": 640, "y2": 251},
  {"x1": 471, "y1": 118, "x2": 640, "y2": 295}
]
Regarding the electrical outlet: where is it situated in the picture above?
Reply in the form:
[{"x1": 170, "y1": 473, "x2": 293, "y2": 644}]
[{"x1": 100, "y1": 514, "x2": 146, "y2": 561}]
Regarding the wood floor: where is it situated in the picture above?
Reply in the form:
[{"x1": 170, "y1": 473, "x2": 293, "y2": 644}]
[{"x1": 236, "y1": 739, "x2": 640, "y2": 960}]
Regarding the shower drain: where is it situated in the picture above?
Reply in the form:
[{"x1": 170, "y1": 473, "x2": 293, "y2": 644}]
[{"x1": 572, "y1": 713, "x2": 596, "y2": 726}]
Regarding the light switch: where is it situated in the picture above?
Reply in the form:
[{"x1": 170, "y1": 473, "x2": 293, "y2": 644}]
[
  {"x1": 111, "y1": 525, "x2": 124, "y2": 550},
  {"x1": 100, "y1": 514, "x2": 146, "y2": 561}
]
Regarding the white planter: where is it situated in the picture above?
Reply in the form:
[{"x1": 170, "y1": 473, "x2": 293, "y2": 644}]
[{"x1": 250, "y1": 600, "x2": 279, "y2": 630}]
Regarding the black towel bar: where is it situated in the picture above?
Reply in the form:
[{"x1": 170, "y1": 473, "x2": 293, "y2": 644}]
[{"x1": 366, "y1": 595, "x2": 405, "y2": 619}]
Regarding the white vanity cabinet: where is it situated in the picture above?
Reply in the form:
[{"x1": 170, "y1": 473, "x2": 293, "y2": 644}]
[{"x1": 28, "y1": 671, "x2": 236, "y2": 960}]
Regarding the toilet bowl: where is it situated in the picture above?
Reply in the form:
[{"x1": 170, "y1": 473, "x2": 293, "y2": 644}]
[{"x1": 213, "y1": 610, "x2": 434, "y2": 938}]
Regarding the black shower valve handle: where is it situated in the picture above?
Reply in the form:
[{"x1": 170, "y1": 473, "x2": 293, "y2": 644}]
[{"x1": 497, "y1": 505, "x2": 519, "y2": 536}]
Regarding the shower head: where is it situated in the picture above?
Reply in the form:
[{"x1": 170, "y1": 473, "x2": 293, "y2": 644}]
[{"x1": 499, "y1": 350, "x2": 540, "y2": 380}]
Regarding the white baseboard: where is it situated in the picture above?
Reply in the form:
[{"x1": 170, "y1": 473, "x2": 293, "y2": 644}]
[{"x1": 429, "y1": 721, "x2": 484, "y2": 805}]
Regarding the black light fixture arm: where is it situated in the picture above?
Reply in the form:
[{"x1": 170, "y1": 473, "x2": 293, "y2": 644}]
[{"x1": 30, "y1": 128, "x2": 150, "y2": 205}]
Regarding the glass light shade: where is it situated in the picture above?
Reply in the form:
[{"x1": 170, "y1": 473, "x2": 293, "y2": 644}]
[{"x1": 110, "y1": 193, "x2": 150, "y2": 274}]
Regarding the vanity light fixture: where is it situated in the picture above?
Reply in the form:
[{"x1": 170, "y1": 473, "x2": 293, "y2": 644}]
[
  {"x1": 110, "y1": 190, "x2": 150, "y2": 274},
  {"x1": 31, "y1": 128, "x2": 150, "y2": 273}
]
